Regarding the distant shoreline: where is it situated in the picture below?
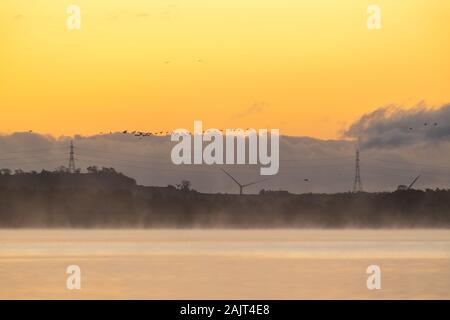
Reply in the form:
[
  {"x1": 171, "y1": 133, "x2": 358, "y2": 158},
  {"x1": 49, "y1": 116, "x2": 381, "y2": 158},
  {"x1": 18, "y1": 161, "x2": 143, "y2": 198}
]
[{"x1": 1, "y1": 171, "x2": 450, "y2": 228}]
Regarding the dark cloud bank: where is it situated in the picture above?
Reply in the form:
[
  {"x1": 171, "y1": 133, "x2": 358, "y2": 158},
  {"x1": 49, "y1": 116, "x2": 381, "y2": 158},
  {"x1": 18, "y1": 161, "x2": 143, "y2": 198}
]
[{"x1": 1, "y1": 103, "x2": 450, "y2": 193}]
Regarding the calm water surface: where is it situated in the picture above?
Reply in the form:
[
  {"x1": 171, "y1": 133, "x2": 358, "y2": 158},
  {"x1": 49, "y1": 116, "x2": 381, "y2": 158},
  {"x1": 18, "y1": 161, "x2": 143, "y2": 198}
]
[{"x1": 1, "y1": 229, "x2": 449, "y2": 299}]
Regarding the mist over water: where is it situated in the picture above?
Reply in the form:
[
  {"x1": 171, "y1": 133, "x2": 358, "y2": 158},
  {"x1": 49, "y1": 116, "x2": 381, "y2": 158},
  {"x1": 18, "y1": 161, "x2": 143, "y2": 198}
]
[{"x1": 1, "y1": 229, "x2": 449, "y2": 299}]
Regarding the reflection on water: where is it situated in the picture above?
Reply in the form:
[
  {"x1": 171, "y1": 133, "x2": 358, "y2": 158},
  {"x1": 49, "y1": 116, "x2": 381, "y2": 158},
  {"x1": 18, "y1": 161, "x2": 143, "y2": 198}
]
[{"x1": 1, "y1": 230, "x2": 449, "y2": 299}]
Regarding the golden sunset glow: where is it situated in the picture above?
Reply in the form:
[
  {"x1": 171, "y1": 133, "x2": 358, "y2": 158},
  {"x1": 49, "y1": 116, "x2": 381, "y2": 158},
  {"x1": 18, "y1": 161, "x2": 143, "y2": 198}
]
[{"x1": 0, "y1": 0, "x2": 449, "y2": 138}]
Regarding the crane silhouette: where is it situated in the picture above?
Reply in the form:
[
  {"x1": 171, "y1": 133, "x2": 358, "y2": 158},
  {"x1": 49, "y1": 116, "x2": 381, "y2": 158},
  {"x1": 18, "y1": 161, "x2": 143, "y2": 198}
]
[{"x1": 220, "y1": 168, "x2": 269, "y2": 195}]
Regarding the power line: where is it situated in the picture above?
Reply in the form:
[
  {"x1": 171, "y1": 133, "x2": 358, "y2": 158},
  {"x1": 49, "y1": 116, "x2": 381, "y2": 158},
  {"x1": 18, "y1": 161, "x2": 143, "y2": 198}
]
[
  {"x1": 76, "y1": 146, "x2": 167, "y2": 160},
  {"x1": 0, "y1": 158, "x2": 68, "y2": 167},
  {"x1": 281, "y1": 155, "x2": 354, "y2": 162},
  {"x1": 367, "y1": 157, "x2": 450, "y2": 171},
  {"x1": 0, "y1": 146, "x2": 65, "y2": 156},
  {"x1": 75, "y1": 151, "x2": 169, "y2": 166},
  {"x1": 75, "y1": 156, "x2": 222, "y2": 174}
]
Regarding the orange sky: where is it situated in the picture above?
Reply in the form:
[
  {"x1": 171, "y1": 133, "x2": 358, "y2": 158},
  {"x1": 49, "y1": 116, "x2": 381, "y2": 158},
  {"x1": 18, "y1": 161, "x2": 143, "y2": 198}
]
[{"x1": 0, "y1": 0, "x2": 449, "y2": 138}]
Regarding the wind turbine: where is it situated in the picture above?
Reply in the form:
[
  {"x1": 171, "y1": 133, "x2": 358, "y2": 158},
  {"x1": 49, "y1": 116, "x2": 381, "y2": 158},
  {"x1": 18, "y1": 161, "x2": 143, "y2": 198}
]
[
  {"x1": 397, "y1": 175, "x2": 421, "y2": 191},
  {"x1": 220, "y1": 168, "x2": 269, "y2": 195}
]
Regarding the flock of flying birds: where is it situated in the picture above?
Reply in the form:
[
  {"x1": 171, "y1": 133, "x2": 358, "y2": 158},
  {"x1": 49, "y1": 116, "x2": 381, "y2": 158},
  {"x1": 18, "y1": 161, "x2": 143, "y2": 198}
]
[
  {"x1": 25, "y1": 121, "x2": 442, "y2": 139},
  {"x1": 98, "y1": 122, "x2": 442, "y2": 139},
  {"x1": 409, "y1": 122, "x2": 439, "y2": 130},
  {"x1": 97, "y1": 128, "x2": 248, "y2": 139},
  {"x1": 122, "y1": 130, "x2": 167, "y2": 138},
  {"x1": 97, "y1": 130, "x2": 170, "y2": 139}
]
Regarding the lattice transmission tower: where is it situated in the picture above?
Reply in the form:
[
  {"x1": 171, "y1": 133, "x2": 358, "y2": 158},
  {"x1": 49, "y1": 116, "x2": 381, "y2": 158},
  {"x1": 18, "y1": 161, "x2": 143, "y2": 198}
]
[
  {"x1": 352, "y1": 149, "x2": 363, "y2": 193},
  {"x1": 68, "y1": 140, "x2": 76, "y2": 173}
]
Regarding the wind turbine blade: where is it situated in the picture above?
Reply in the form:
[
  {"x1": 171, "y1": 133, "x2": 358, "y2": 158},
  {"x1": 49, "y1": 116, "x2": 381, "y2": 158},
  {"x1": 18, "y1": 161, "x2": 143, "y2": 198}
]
[
  {"x1": 407, "y1": 175, "x2": 421, "y2": 189},
  {"x1": 220, "y1": 168, "x2": 242, "y2": 187}
]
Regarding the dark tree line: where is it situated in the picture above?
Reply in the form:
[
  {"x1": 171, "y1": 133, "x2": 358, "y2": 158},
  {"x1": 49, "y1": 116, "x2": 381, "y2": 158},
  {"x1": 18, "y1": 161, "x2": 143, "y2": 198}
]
[{"x1": 0, "y1": 169, "x2": 450, "y2": 228}]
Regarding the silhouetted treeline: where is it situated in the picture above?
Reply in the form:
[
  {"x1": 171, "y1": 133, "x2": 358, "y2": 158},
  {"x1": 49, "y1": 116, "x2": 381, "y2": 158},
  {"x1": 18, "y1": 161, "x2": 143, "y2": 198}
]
[
  {"x1": 0, "y1": 170, "x2": 450, "y2": 228},
  {"x1": 0, "y1": 166, "x2": 136, "y2": 190}
]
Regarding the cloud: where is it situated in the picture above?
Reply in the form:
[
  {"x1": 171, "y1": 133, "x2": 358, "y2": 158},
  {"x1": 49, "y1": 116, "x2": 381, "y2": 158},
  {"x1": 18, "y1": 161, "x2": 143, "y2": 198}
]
[
  {"x1": 160, "y1": 3, "x2": 178, "y2": 21},
  {"x1": 344, "y1": 103, "x2": 450, "y2": 149},
  {"x1": 136, "y1": 13, "x2": 149, "y2": 18},
  {"x1": 230, "y1": 102, "x2": 265, "y2": 120}
]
